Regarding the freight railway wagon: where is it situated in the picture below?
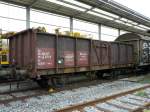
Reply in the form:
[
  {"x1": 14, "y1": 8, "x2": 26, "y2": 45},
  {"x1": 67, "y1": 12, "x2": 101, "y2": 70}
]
[
  {"x1": 8, "y1": 29, "x2": 134, "y2": 86},
  {"x1": 116, "y1": 33, "x2": 150, "y2": 68}
]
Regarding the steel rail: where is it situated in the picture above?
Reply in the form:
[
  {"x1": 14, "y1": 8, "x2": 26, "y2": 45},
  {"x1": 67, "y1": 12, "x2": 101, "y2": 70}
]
[{"x1": 56, "y1": 84, "x2": 150, "y2": 112}]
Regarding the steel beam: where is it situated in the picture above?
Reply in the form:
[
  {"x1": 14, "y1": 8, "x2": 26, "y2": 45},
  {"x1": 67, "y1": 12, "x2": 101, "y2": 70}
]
[{"x1": 29, "y1": 0, "x2": 39, "y2": 8}]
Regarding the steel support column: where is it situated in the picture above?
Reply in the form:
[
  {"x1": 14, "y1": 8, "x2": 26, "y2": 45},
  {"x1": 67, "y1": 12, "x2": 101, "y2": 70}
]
[
  {"x1": 118, "y1": 29, "x2": 121, "y2": 36},
  {"x1": 98, "y1": 24, "x2": 101, "y2": 40},
  {"x1": 70, "y1": 17, "x2": 73, "y2": 32},
  {"x1": 26, "y1": 6, "x2": 30, "y2": 29}
]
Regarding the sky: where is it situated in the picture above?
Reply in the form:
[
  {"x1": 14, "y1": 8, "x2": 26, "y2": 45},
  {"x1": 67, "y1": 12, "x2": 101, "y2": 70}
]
[{"x1": 114, "y1": 0, "x2": 150, "y2": 18}]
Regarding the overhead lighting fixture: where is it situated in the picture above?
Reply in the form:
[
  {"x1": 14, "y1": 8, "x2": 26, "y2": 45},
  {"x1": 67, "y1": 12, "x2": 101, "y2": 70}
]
[
  {"x1": 127, "y1": 20, "x2": 138, "y2": 26},
  {"x1": 118, "y1": 18, "x2": 139, "y2": 26},
  {"x1": 120, "y1": 18, "x2": 128, "y2": 22},
  {"x1": 46, "y1": 0, "x2": 86, "y2": 12},
  {"x1": 133, "y1": 26, "x2": 145, "y2": 30},
  {"x1": 93, "y1": 8, "x2": 119, "y2": 19},
  {"x1": 139, "y1": 25, "x2": 150, "y2": 29},
  {"x1": 88, "y1": 11, "x2": 114, "y2": 20},
  {"x1": 114, "y1": 20, "x2": 126, "y2": 24},
  {"x1": 63, "y1": 0, "x2": 92, "y2": 9},
  {"x1": 125, "y1": 23, "x2": 133, "y2": 27}
]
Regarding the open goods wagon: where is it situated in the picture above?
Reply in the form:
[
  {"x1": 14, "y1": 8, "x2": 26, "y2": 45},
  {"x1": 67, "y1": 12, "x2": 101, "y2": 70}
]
[
  {"x1": 116, "y1": 33, "x2": 150, "y2": 67},
  {"x1": 9, "y1": 29, "x2": 134, "y2": 80}
]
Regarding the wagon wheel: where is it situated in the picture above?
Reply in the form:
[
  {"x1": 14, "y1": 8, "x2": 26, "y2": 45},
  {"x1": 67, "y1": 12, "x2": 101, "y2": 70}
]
[
  {"x1": 36, "y1": 77, "x2": 49, "y2": 88},
  {"x1": 96, "y1": 72, "x2": 104, "y2": 79}
]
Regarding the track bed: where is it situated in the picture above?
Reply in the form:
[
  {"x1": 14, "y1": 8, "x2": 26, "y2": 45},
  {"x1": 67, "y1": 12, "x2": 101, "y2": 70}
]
[
  {"x1": 0, "y1": 80, "x2": 149, "y2": 112},
  {"x1": 57, "y1": 84, "x2": 150, "y2": 112}
]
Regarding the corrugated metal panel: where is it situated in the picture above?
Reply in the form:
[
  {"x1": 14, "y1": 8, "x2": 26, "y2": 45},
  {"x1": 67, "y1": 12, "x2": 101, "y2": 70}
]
[
  {"x1": 36, "y1": 33, "x2": 56, "y2": 69},
  {"x1": 76, "y1": 39, "x2": 89, "y2": 66},
  {"x1": 9, "y1": 30, "x2": 35, "y2": 68},
  {"x1": 127, "y1": 45, "x2": 133, "y2": 64},
  {"x1": 119, "y1": 44, "x2": 127, "y2": 65},
  {"x1": 111, "y1": 43, "x2": 119, "y2": 66},
  {"x1": 101, "y1": 42, "x2": 109, "y2": 65},
  {"x1": 58, "y1": 36, "x2": 75, "y2": 67},
  {"x1": 91, "y1": 40, "x2": 110, "y2": 66},
  {"x1": 111, "y1": 42, "x2": 133, "y2": 66}
]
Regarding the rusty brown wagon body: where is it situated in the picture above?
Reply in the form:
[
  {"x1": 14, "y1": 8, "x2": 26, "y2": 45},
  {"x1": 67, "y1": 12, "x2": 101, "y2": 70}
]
[{"x1": 9, "y1": 29, "x2": 134, "y2": 78}]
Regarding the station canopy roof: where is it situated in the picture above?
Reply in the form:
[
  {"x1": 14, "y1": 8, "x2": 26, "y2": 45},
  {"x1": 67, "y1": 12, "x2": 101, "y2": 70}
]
[{"x1": 1, "y1": 0, "x2": 150, "y2": 36}]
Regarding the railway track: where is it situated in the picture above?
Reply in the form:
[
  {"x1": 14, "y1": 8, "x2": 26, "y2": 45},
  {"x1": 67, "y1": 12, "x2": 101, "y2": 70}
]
[
  {"x1": 0, "y1": 79, "x2": 50, "y2": 105},
  {"x1": 0, "y1": 73, "x2": 136, "y2": 96},
  {"x1": 0, "y1": 74, "x2": 149, "y2": 112},
  {"x1": 0, "y1": 79, "x2": 39, "y2": 94},
  {"x1": 0, "y1": 80, "x2": 149, "y2": 112},
  {"x1": 0, "y1": 79, "x2": 113, "y2": 104},
  {"x1": 56, "y1": 85, "x2": 150, "y2": 112}
]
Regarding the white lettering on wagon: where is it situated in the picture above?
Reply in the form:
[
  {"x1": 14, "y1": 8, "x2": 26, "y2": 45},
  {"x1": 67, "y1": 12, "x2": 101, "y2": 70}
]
[
  {"x1": 77, "y1": 51, "x2": 89, "y2": 65},
  {"x1": 64, "y1": 51, "x2": 74, "y2": 67},
  {"x1": 37, "y1": 48, "x2": 55, "y2": 69}
]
